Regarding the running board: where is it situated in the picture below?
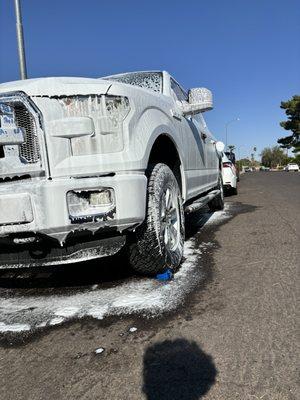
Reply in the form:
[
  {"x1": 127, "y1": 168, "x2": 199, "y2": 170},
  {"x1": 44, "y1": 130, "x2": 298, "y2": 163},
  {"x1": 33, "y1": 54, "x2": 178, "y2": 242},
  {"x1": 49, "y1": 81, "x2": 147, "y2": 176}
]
[{"x1": 185, "y1": 190, "x2": 220, "y2": 214}]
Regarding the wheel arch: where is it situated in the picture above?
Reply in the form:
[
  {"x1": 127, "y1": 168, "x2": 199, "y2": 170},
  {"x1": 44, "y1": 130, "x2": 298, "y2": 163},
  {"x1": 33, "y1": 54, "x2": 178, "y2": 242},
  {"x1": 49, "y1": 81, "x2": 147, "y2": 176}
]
[{"x1": 147, "y1": 133, "x2": 186, "y2": 200}]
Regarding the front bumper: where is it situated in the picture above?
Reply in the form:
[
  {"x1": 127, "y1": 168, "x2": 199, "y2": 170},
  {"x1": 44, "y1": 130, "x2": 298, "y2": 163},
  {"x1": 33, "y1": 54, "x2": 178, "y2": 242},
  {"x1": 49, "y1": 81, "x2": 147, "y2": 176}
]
[
  {"x1": 0, "y1": 173, "x2": 147, "y2": 267},
  {"x1": 0, "y1": 234, "x2": 127, "y2": 269}
]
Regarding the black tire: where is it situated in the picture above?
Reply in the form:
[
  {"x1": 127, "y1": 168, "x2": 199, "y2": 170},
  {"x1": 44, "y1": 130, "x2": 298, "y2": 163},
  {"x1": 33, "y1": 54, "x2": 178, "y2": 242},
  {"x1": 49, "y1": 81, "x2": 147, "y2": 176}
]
[
  {"x1": 208, "y1": 173, "x2": 225, "y2": 211},
  {"x1": 128, "y1": 163, "x2": 185, "y2": 276}
]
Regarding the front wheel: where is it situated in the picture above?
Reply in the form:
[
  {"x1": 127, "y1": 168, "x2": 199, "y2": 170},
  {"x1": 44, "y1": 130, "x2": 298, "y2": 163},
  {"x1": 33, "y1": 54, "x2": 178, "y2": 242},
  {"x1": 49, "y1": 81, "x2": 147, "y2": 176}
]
[{"x1": 128, "y1": 163, "x2": 185, "y2": 276}]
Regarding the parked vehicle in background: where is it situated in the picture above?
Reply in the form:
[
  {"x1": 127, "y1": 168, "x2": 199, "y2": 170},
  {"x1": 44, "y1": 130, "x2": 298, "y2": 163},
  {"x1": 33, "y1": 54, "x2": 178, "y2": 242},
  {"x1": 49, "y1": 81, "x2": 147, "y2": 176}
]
[
  {"x1": 244, "y1": 166, "x2": 252, "y2": 172},
  {"x1": 222, "y1": 154, "x2": 238, "y2": 195},
  {"x1": 260, "y1": 166, "x2": 270, "y2": 171},
  {"x1": 0, "y1": 71, "x2": 225, "y2": 276},
  {"x1": 225, "y1": 150, "x2": 240, "y2": 181},
  {"x1": 284, "y1": 163, "x2": 299, "y2": 172}
]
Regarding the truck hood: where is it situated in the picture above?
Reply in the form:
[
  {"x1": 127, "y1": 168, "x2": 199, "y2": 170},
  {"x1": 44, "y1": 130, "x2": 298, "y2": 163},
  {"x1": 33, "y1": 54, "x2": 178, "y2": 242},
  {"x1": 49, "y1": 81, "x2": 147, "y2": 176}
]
[{"x1": 0, "y1": 77, "x2": 112, "y2": 97}]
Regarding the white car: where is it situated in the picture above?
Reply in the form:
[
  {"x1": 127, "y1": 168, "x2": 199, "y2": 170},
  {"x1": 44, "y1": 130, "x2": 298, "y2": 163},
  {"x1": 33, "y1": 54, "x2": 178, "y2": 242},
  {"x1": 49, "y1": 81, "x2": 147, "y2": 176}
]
[
  {"x1": 285, "y1": 163, "x2": 299, "y2": 172},
  {"x1": 0, "y1": 71, "x2": 225, "y2": 275},
  {"x1": 222, "y1": 154, "x2": 238, "y2": 195}
]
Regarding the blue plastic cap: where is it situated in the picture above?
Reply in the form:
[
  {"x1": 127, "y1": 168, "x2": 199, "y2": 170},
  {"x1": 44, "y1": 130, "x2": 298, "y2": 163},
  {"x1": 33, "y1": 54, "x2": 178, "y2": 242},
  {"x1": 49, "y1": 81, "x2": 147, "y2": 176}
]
[{"x1": 156, "y1": 269, "x2": 173, "y2": 281}]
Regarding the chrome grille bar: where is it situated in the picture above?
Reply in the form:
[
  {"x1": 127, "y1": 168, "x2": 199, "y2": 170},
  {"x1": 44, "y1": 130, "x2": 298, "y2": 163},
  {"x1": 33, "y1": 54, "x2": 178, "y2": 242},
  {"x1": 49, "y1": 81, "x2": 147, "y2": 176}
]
[{"x1": 13, "y1": 102, "x2": 40, "y2": 164}]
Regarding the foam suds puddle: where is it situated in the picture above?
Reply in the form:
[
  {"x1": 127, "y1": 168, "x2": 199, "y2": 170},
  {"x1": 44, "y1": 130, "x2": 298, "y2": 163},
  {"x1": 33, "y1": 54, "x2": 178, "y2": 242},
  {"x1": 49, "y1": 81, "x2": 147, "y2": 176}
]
[{"x1": 0, "y1": 205, "x2": 232, "y2": 334}]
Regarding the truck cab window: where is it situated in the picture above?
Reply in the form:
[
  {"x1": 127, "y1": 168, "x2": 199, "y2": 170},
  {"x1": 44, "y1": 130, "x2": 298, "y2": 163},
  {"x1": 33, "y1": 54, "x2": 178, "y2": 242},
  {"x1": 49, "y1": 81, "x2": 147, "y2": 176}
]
[{"x1": 170, "y1": 78, "x2": 188, "y2": 102}]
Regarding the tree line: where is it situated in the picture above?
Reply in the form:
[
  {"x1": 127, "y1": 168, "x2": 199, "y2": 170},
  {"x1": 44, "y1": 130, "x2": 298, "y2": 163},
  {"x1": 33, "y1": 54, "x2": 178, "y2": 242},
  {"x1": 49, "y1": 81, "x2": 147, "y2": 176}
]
[{"x1": 259, "y1": 95, "x2": 299, "y2": 168}]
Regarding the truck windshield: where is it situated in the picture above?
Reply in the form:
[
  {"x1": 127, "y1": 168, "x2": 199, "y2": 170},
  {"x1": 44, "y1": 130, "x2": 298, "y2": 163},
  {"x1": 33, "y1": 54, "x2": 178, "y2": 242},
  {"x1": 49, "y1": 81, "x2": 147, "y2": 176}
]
[{"x1": 103, "y1": 72, "x2": 163, "y2": 94}]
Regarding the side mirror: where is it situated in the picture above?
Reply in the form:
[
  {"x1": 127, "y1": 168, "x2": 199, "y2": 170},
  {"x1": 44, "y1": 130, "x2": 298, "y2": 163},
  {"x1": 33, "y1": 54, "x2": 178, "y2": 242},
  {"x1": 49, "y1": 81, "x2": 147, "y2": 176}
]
[
  {"x1": 182, "y1": 88, "x2": 213, "y2": 115},
  {"x1": 215, "y1": 141, "x2": 225, "y2": 153}
]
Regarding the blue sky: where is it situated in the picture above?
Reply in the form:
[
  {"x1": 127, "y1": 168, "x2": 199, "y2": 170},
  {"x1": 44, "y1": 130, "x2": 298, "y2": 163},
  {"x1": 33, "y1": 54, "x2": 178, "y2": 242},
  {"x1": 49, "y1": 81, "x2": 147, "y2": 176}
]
[{"x1": 0, "y1": 0, "x2": 299, "y2": 159}]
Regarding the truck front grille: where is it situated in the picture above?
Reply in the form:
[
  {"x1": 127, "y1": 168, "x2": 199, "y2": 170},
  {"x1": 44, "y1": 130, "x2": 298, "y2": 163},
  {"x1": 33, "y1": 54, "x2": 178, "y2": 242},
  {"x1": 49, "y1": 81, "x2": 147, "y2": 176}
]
[{"x1": 13, "y1": 102, "x2": 40, "y2": 164}]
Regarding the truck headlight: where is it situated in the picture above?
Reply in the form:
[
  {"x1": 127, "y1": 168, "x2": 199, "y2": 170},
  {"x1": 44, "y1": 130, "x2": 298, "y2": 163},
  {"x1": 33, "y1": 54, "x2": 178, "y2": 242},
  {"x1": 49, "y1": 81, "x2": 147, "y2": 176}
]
[
  {"x1": 67, "y1": 189, "x2": 115, "y2": 222},
  {"x1": 105, "y1": 96, "x2": 130, "y2": 120},
  {"x1": 57, "y1": 95, "x2": 130, "y2": 155},
  {"x1": 59, "y1": 95, "x2": 130, "y2": 122}
]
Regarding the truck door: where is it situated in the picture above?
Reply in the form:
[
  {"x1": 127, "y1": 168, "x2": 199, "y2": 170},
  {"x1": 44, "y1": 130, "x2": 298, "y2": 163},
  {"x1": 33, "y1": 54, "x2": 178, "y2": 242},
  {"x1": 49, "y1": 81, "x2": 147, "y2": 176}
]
[
  {"x1": 170, "y1": 79, "x2": 207, "y2": 199},
  {"x1": 193, "y1": 113, "x2": 219, "y2": 188}
]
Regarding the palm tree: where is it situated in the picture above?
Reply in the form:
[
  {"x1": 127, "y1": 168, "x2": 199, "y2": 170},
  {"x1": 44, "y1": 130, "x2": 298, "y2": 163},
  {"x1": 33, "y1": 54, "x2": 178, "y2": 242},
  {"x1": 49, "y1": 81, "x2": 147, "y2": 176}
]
[
  {"x1": 252, "y1": 146, "x2": 257, "y2": 167},
  {"x1": 253, "y1": 146, "x2": 257, "y2": 159}
]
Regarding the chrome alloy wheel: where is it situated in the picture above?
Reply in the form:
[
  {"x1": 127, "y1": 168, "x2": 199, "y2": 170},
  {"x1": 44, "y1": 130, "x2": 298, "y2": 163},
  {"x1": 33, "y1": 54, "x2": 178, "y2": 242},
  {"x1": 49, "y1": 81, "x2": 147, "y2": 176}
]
[{"x1": 160, "y1": 187, "x2": 180, "y2": 252}]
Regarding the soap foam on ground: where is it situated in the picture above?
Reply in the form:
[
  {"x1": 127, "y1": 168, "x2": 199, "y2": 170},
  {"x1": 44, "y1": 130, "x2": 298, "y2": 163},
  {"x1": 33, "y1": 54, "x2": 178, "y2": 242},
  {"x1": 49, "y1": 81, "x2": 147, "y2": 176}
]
[{"x1": 0, "y1": 205, "x2": 232, "y2": 333}]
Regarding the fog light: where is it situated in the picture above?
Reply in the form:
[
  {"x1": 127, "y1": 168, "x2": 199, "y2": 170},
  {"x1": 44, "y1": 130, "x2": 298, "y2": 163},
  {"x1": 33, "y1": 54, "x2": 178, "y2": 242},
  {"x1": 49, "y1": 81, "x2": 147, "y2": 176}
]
[
  {"x1": 89, "y1": 191, "x2": 112, "y2": 206},
  {"x1": 13, "y1": 236, "x2": 37, "y2": 244},
  {"x1": 67, "y1": 189, "x2": 114, "y2": 221}
]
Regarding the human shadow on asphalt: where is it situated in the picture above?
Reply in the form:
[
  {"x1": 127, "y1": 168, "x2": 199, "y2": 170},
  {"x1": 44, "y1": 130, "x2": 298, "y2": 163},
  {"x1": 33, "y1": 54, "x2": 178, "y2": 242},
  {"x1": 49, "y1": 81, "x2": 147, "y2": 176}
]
[{"x1": 143, "y1": 339, "x2": 217, "y2": 400}]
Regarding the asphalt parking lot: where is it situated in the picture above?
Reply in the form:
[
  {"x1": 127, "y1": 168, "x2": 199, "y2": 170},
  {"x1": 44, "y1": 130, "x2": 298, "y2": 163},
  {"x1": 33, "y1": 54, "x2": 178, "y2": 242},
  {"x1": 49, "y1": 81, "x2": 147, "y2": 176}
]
[{"x1": 0, "y1": 171, "x2": 299, "y2": 400}]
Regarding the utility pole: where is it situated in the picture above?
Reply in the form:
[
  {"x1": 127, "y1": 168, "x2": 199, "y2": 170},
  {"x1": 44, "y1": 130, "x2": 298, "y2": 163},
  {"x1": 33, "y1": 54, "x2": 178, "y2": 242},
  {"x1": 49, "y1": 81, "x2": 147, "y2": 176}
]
[{"x1": 14, "y1": 0, "x2": 27, "y2": 79}]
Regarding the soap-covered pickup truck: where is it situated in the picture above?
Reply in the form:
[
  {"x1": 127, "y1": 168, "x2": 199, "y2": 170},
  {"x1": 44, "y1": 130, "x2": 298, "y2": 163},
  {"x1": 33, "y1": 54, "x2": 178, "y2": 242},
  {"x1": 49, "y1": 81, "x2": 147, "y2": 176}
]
[{"x1": 0, "y1": 71, "x2": 224, "y2": 275}]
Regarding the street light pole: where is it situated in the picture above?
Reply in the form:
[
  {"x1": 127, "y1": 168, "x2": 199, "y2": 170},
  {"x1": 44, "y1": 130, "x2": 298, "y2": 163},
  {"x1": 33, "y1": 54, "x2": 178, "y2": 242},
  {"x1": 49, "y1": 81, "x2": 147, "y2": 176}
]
[
  {"x1": 238, "y1": 145, "x2": 247, "y2": 160},
  {"x1": 14, "y1": 0, "x2": 27, "y2": 79},
  {"x1": 225, "y1": 118, "x2": 239, "y2": 149}
]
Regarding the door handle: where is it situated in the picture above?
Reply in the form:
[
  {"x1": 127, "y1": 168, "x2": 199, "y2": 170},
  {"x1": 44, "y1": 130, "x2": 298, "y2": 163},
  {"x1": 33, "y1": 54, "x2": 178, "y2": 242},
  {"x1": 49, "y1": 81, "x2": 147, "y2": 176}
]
[
  {"x1": 201, "y1": 132, "x2": 207, "y2": 140},
  {"x1": 171, "y1": 109, "x2": 182, "y2": 121}
]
